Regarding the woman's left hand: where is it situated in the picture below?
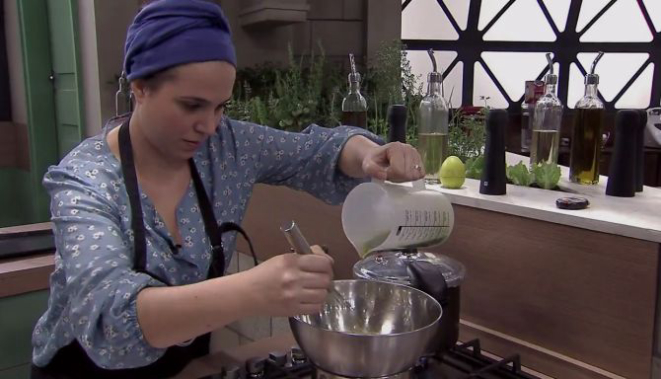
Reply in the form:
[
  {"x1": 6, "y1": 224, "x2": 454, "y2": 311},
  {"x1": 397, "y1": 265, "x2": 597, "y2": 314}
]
[{"x1": 361, "y1": 142, "x2": 425, "y2": 183}]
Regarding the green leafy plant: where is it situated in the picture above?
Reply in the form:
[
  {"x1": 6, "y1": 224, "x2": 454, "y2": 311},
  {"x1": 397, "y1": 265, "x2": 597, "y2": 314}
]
[
  {"x1": 465, "y1": 156, "x2": 485, "y2": 180},
  {"x1": 226, "y1": 41, "x2": 486, "y2": 166},
  {"x1": 226, "y1": 43, "x2": 344, "y2": 131},
  {"x1": 448, "y1": 108, "x2": 487, "y2": 163},
  {"x1": 506, "y1": 161, "x2": 534, "y2": 186},
  {"x1": 532, "y1": 161, "x2": 562, "y2": 189},
  {"x1": 363, "y1": 40, "x2": 423, "y2": 141},
  {"x1": 226, "y1": 40, "x2": 425, "y2": 140},
  {"x1": 504, "y1": 160, "x2": 562, "y2": 189}
]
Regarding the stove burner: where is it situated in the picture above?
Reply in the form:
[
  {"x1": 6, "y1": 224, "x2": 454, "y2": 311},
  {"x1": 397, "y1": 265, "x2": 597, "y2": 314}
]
[
  {"x1": 315, "y1": 368, "x2": 411, "y2": 379},
  {"x1": 198, "y1": 339, "x2": 542, "y2": 379},
  {"x1": 420, "y1": 340, "x2": 540, "y2": 379}
]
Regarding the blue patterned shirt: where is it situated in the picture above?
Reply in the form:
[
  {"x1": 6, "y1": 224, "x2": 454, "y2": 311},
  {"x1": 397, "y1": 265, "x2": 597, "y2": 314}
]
[{"x1": 32, "y1": 116, "x2": 378, "y2": 369}]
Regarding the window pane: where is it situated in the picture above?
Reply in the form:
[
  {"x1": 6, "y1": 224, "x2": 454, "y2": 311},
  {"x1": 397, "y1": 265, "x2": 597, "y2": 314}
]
[
  {"x1": 580, "y1": 0, "x2": 653, "y2": 42},
  {"x1": 567, "y1": 63, "x2": 585, "y2": 109},
  {"x1": 615, "y1": 64, "x2": 654, "y2": 109},
  {"x1": 577, "y1": 53, "x2": 649, "y2": 102},
  {"x1": 473, "y1": 62, "x2": 508, "y2": 108},
  {"x1": 541, "y1": 0, "x2": 571, "y2": 32},
  {"x1": 444, "y1": 0, "x2": 470, "y2": 30},
  {"x1": 576, "y1": 0, "x2": 610, "y2": 33},
  {"x1": 483, "y1": 0, "x2": 556, "y2": 42},
  {"x1": 443, "y1": 61, "x2": 463, "y2": 109},
  {"x1": 482, "y1": 52, "x2": 552, "y2": 101},
  {"x1": 642, "y1": 0, "x2": 661, "y2": 32},
  {"x1": 402, "y1": 0, "x2": 459, "y2": 40},
  {"x1": 478, "y1": 0, "x2": 509, "y2": 31}
]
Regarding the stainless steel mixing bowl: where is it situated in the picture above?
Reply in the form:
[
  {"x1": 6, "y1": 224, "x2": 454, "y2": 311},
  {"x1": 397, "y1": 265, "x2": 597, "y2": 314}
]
[{"x1": 289, "y1": 279, "x2": 442, "y2": 378}]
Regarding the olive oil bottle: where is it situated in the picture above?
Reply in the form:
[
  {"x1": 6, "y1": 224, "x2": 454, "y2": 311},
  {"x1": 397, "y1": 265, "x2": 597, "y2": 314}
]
[{"x1": 570, "y1": 52, "x2": 605, "y2": 185}]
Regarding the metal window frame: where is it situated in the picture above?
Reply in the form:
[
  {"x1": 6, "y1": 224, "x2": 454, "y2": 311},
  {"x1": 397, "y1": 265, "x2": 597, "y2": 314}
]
[{"x1": 401, "y1": 0, "x2": 661, "y2": 112}]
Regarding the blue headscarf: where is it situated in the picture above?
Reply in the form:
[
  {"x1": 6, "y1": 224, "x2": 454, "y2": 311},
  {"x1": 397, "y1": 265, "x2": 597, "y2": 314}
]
[{"x1": 124, "y1": 0, "x2": 236, "y2": 81}]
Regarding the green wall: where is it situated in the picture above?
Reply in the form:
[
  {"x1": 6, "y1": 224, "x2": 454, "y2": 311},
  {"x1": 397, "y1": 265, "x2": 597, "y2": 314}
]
[
  {"x1": 0, "y1": 168, "x2": 33, "y2": 228},
  {"x1": 0, "y1": 290, "x2": 49, "y2": 379}
]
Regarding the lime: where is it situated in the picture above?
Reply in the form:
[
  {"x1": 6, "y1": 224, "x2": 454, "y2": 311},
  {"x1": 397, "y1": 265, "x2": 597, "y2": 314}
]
[{"x1": 439, "y1": 156, "x2": 466, "y2": 189}]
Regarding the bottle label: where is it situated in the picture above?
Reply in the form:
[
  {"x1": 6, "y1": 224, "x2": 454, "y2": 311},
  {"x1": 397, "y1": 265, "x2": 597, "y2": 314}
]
[{"x1": 524, "y1": 80, "x2": 546, "y2": 104}]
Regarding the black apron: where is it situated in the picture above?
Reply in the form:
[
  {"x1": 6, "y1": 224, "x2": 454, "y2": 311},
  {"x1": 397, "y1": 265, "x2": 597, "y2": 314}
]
[{"x1": 32, "y1": 117, "x2": 257, "y2": 379}]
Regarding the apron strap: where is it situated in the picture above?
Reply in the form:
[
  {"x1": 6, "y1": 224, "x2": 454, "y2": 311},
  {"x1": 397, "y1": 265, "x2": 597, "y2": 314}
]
[
  {"x1": 118, "y1": 119, "x2": 149, "y2": 273},
  {"x1": 188, "y1": 158, "x2": 226, "y2": 276},
  {"x1": 189, "y1": 159, "x2": 259, "y2": 276},
  {"x1": 218, "y1": 221, "x2": 259, "y2": 267},
  {"x1": 120, "y1": 116, "x2": 259, "y2": 280}
]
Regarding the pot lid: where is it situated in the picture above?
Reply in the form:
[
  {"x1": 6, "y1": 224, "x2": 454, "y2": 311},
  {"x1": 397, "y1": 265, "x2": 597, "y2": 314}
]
[{"x1": 353, "y1": 250, "x2": 465, "y2": 288}]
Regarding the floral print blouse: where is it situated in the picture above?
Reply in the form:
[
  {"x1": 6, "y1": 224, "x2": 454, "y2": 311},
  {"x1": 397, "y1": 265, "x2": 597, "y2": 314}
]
[{"x1": 32, "y1": 115, "x2": 378, "y2": 369}]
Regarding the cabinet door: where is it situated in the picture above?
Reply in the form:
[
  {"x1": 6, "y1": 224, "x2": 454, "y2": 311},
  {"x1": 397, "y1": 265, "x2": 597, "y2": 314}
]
[
  {"x1": 47, "y1": 0, "x2": 84, "y2": 159},
  {"x1": 15, "y1": 0, "x2": 84, "y2": 224}
]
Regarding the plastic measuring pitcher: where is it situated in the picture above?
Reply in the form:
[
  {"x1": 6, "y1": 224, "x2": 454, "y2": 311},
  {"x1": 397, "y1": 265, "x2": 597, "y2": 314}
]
[{"x1": 342, "y1": 180, "x2": 454, "y2": 258}]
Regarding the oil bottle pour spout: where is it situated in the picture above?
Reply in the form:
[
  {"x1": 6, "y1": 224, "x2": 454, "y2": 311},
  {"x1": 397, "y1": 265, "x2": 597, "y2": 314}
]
[{"x1": 590, "y1": 51, "x2": 605, "y2": 75}]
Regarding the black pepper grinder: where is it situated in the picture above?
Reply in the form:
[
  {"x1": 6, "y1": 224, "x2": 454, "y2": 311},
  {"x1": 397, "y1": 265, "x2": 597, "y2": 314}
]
[
  {"x1": 606, "y1": 110, "x2": 639, "y2": 197},
  {"x1": 387, "y1": 104, "x2": 407, "y2": 143},
  {"x1": 480, "y1": 109, "x2": 508, "y2": 195},
  {"x1": 635, "y1": 109, "x2": 647, "y2": 192}
]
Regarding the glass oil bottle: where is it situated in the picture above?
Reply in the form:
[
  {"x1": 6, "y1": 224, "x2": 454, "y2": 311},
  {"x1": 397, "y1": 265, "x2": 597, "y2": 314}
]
[
  {"x1": 115, "y1": 71, "x2": 132, "y2": 116},
  {"x1": 570, "y1": 52, "x2": 605, "y2": 185},
  {"x1": 341, "y1": 54, "x2": 368, "y2": 128},
  {"x1": 531, "y1": 53, "x2": 563, "y2": 167},
  {"x1": 521, "y1": 80, "x2": 545, "y2": 151},
  {"x1": 418, "y1": 49, "x2": 449, "y2": 183}
]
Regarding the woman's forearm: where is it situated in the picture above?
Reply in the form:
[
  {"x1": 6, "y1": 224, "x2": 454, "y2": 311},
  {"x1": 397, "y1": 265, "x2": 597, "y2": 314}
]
[
  {"x1": 338, "y1": 135, "x2": 379, "y2": 178},
  {"x1": 136, "y1": 271, "x2": 258, "y2": 349}
]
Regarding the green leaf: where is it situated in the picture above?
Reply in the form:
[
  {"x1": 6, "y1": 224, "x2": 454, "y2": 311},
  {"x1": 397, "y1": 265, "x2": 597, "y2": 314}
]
[
  {"x1": 506, "y1": 161, "x2": 534, "y2": 186},
  {"x1": 447, "y1": 109, "x2": 486, "y2": 162},
  {"x1": 532, "y1": 162, "x2": 561, "y2": 189},
  {"x1": 465, "y1": 155, "x2": 484, "y2": 180}
]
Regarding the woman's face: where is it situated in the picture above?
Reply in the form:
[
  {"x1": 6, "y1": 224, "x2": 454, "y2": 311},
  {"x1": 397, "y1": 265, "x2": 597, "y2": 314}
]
[{"x1": 132, "y1": 61, "x2": 236, "y2": 161}]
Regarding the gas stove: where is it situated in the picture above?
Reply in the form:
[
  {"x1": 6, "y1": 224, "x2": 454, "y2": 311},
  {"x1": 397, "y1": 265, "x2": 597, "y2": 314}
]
[{"x1": 199, "y1": 339, "x2": 541, "y2": 379}]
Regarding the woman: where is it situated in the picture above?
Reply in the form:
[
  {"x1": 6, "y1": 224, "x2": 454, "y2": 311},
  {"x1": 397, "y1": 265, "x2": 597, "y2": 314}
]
[{"x1": 30, "y1": 1, "x2": 424, "y2": 378}]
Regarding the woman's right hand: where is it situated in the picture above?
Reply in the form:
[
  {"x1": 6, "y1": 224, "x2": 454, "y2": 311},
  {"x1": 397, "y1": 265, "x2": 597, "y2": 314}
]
[{"x1": 245, "y1": 245, "x2": 334, "y2": 317}]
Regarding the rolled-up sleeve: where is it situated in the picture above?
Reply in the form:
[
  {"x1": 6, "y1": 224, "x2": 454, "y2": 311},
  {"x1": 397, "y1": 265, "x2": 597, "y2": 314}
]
[
  {"x1": 229, "y1": 120, "x2": 383, "y2": 204},
  {"x1": 42, "y1": 167, "x2": 167, "y2": 369}
]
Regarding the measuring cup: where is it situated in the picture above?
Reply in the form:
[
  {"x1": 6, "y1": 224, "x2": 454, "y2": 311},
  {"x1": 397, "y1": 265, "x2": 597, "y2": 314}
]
[{"x1": 341, "y1": 180, "x2": 454, "y2": 258}]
